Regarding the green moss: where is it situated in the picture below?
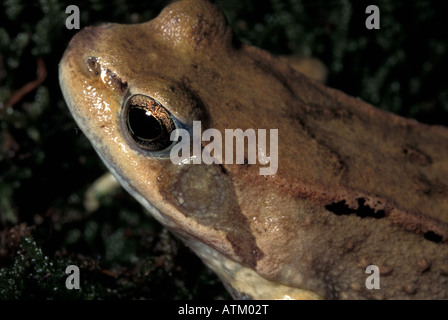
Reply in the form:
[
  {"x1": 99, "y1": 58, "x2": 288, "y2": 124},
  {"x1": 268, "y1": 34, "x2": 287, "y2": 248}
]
[{"x1": 0, "y1": 236, "x2": 82, "y2": 299}]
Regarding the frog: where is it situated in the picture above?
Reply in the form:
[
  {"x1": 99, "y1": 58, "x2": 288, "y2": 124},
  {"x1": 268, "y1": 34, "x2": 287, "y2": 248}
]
[{"x1": 59, "y1": 0, "x2": 448, "y2": 299}]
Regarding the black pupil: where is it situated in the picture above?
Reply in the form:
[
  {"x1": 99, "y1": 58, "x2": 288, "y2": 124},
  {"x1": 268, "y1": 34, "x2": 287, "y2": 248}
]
[{"x1": 128, "y1": 106, "x2": 162, "y2": 140}]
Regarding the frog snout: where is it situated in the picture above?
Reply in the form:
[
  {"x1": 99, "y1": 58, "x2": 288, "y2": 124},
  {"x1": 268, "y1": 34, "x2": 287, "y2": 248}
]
[{"x1": 66, "y1": 23, "x2": 116, "y2": 53}]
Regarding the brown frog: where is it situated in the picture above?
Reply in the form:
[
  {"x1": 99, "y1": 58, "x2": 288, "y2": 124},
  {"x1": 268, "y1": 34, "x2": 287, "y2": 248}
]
[{"x1": 59, "y1": 0, "x2": 448, "y2": 299}]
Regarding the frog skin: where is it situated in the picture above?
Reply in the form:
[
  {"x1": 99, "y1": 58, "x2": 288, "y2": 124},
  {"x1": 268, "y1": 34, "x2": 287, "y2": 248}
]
[{"x1": 59, "y1": 0, "x2": 448, "y2": 299}]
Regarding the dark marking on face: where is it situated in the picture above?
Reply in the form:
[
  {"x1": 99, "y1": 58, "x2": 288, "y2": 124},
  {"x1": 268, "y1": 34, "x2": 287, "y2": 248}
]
[
  {"x1": 84, "y1": 56, "x2": 127, "y2": 92},
  {"x1": 106, "y1": 68, "x2": 128, "y2": 92},
  {"x1": 159, "y1": 164, "x2": 263, "y2": 267}
]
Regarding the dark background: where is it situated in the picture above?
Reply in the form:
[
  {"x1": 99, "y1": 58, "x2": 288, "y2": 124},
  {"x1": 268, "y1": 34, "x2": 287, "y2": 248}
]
[{"x1": 0, "y1": 0, "x2": 447, "y2": 299}]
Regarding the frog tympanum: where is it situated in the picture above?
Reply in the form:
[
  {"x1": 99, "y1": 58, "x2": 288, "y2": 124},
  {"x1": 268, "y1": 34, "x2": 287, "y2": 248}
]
[{"x1": 59, "y1": 0, "x2": 448, "y2": 299}]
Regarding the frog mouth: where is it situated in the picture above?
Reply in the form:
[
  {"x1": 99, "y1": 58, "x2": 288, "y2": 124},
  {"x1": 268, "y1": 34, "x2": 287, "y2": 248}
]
[{"x1": 92, "y1": 145, "x2": 169, "y2": 227}]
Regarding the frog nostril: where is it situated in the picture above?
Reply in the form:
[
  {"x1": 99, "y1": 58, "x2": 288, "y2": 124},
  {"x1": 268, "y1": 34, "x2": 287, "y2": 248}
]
[{"x1": 86, "y1": 57, "x2": 100, "y2": 76}]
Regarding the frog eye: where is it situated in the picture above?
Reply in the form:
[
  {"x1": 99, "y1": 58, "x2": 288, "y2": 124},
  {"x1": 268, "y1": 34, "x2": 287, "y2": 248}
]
[{"x1": 123, "y1": 94, "x2": 177, "y2": 153}]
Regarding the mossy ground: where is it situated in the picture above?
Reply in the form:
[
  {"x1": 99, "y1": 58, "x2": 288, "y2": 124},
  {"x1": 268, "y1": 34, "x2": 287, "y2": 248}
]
[{"x1": 1, "y1": 0, "x2": 447, "y2": 299}]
